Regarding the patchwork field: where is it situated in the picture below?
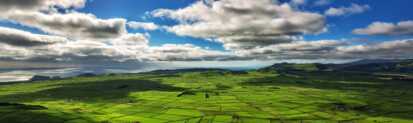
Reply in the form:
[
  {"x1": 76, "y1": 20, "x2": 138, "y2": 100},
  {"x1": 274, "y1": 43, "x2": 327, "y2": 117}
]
[{"x1": 0, "y1": 70, "x2": 412, "y2": 123}]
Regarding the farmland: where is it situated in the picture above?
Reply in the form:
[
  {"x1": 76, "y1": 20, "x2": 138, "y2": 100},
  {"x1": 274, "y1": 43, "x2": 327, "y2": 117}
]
[{"x1": 1, "y1": 67, "x2": 412, "y2": 123}]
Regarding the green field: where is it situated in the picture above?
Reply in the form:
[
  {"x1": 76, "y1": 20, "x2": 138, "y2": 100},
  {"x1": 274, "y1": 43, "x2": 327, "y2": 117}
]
[{"x1": 1, "y1": 70, "x2": 412, "y2": 123}]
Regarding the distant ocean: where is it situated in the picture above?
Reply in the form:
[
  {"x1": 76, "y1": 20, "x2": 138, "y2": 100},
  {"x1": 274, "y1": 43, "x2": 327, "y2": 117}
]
[
  {"x1": 0, "y1": 75, "x2": 32, "y2": 82},
  {"x1": 0, "y1": 67, "x2": 155, "y2": 83},
  {"x1": 0, "y1": 65, "x2": 261, "y2": 83},
  {"x1": 0, "y1": 60, "x2": 352, "y2": 83}
]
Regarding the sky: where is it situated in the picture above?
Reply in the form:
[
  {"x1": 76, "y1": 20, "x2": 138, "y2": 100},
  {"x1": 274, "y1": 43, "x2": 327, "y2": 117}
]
[{"x1": 0, "y1": 0, "x2": 413, "y2": 72}]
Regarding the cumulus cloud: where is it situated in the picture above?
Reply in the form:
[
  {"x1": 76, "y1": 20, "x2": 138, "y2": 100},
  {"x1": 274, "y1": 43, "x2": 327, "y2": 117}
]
[
  {"x1": 0, "y1": 44, "x2": 32, "y2": 60},
  {"x1": 325, "y1": 3, "x2": 370, "y2": 16},
  {"x1": 0, "y1": 0, "x2": 86, "y2": 12},
  {"x1": 0, "y1": 31, "x2": 232, "y2": 62},
  {"x1": 1, "y1": 0, "x2": 411, "y2": 65},
  {"x1": 0, "y1": 0, "x2": 128, "y2": 40},
  {"x1": 237, "y1": 40, "x2": 347, "y2": 60},
  {"x1": 112, "y1": 33, "x2": 149, "y2": 46},
  {"x1": 152, "y1": 0, "x2": 326, "y2": 50},
  {"x1": 46, "y1": 0, "x2": 86, "y2": 9},
  {"x1": 219, "y1": 35, "x2": 302, "y2": 50},
  {"x1": 1, "y1": 39, "x2": 140, "y2": 62},
  {"x1": 0, "y1": 0, "x2": 232, "y2": 63},
  {"x1": 353, "y1": 21, "x2": 413, "y2": 36},
  {"x1": 29, "y1": 33, "x2": 152, "y2": 62},
  {"x1": 0, "y1": 26, "x2": 68, "y2": 47},
  {"x1": 147, "y1": 44, "x2": 231, "y2": 61},
  {"x1": 337, "y1": 39, "x2": 413, "y2": 59},
  {"x1": 234, "y1": 39, "x2": 413, "y2": 60},
  {"x1": 128, "y1": 21, "x2": 159, "y2": 31},
  {"x1": 2, "y1": 11, "x2": 127, "y2": 40},
  {"x1": 2, "y1": 34, "x2": 412, "y2": 62}
]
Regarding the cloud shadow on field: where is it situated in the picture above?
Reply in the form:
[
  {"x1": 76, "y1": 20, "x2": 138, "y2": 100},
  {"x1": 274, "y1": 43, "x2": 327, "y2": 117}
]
[
  {"x1": 0, "y1": 103, "x2": 98, "y2": 123},
  {"x1": 0, "y1": 79, "x2": 185, "y2": 103}
]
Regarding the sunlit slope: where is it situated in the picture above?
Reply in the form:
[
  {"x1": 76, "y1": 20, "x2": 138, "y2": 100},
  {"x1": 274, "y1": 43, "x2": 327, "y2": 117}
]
[{"x1": 0, "y1": 70, "x2": 412, "y2": 123}]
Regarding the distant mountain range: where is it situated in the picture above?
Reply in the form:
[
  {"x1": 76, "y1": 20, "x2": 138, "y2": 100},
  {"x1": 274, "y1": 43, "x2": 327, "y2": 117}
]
[
  {"x1": 145, "y1": 59, "x2": 413, "y2": 74},
  {"x1": 260, "y1": 59, "x2": 413, "y2": 73}
]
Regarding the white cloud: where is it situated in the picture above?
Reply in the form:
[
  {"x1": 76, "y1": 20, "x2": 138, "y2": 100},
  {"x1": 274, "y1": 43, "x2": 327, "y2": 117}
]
[
  {"x1": 325, "y1": 3, "x2": 370, "y2": 16},
  {"x1": 0, "y1": 30, "x2": 232, "y2": 62},
  {"x1": 46, "y1": 0, "x2": 86, "y2": 9},
  {"x1": 0, "y1": 0, "x2": 86, "y2": 12},
  {"x1": 218, "y1": 35, "x2": 301, "y2": 50},
  {"x1": 236, "y1": 39, "x2": 413, "y2": 60},
  {"x1": 0, "y1": 26, "x2": 68, "y2": 47},
  {"x1": 0, "y1": 44, "x2": 32, "y2": 60},
  {"x1": 2, "y1": 31, "x2": 413, "y2": 62},
  {"x1": 112, "y1": 33, "x2": 149, "y2": 46},
  {"x1": 152, "y1": 0, "x2": 326, "y2": 50},
  {"x1": 1, "y1": 0, "x2": 412, "y2": 65},
  {"x1": 0, "y1": 0, "x2": 233, "y2": 63},
  {"x1": 236, "y1": 40, "x2": 347, "y2": 60},
  {"x1": 2, "y1": 11, "x2": 127, "y2": 40},
  {"x1": 128, "y1": 21, "x2": 159, "y2": 31},
  {"x1": 336, "y1": 39, "x2": 413, "y2": 59},
  {"x1": 147, "y1": 44, "x2": 231, "y2": 61},
  {"x1": 353, "y1": 21, "x2": 413, "y2": 36},
  {"x1": 0, "y1": 0, "x2": 128, "y2": 41},
  {"x1": 35, "y1": 33, "x2": 152, "y2": 62}
]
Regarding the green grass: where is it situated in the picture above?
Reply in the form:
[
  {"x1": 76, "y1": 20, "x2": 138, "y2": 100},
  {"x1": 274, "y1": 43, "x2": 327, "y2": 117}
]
[{"x1": 0, "y1": 70, "x2": 412, "y2": 123}]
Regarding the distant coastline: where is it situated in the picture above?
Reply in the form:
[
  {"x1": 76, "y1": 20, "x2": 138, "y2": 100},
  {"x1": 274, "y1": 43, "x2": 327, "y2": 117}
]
[{"x1": 0, "y1": 75, "x2": 32, "y2": 83}]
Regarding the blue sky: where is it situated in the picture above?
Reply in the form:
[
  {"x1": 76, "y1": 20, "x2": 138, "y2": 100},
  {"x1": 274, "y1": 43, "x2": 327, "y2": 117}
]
[
  {"x1": 304, "y1": 0, "x2": 413, "y2": 41},
  {"x1": 0, "y1": 0, "x2": 413, "y2": 69},
  {"x1": 77, "y1": 0, "x2": 413, "y2": 50},
  {"x1": 78, "y1": 0, "x2": 225, "y2": 50},
  {"x1": 73, "y1": 0, "x2": 413, "y2": 49},
  {"x1": 1, "y1": 0, "x2": 412, "y2": 46}
]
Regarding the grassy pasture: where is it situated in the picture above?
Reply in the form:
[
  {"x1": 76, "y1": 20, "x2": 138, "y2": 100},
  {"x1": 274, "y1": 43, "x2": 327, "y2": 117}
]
[{"x1": 0, "y1": 70, "x2": 412, "y2": 123}]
